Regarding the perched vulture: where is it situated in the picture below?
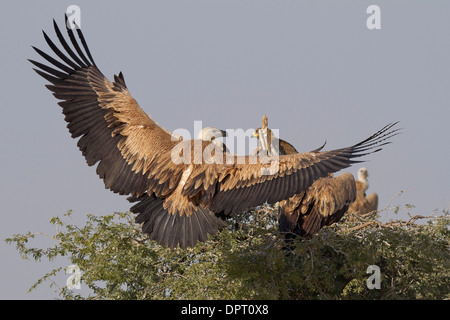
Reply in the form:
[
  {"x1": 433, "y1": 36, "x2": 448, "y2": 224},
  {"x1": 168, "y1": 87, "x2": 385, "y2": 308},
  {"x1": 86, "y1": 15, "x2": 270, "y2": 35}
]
[
  {"x1": 253, "y1": 115, "x2": 357, "y2": 239},
  {"x1": 348, "y1": 167, "x2": 379, "y2": 215},
  {"x1": 29, "y1": 18, "x2": 399, "y2": 248}
]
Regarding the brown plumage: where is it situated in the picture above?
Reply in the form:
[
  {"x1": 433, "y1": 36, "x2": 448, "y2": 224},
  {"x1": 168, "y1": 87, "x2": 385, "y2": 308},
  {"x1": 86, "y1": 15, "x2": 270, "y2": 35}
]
[
  {"x1": 278, "y1": 173, "x2": 356, "y2": 238},
  {"x1": 30, "y1": 18, "x2": 399, "y2": 248},
  {"x1": 254, "y1": 115, "x2": 357, "y2": 239},
  {"x1": 348, "y1": 168, "x2": 379, "y2": 215}
]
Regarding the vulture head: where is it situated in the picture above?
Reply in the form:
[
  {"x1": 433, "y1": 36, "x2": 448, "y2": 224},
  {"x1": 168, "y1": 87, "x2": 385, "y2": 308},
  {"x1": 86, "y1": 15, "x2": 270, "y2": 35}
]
[
  {"x1": 197, "y1": 127, "x2": 227, "y2": 141},
  {"x1": 197, "y1": 127, "x2": 229, "y2": 153},
  {"x1": 251, "y1": 114, "x2": 277, "y2": 156},
  {"x1": 357, "y1": 167, "x2": 370, "y2": 191},
  {"x1": 252, "y1": 114, "x2": 270, "y2": 140},
  {"x1": 252, "y1": 115, "x2": 300, "y2": 156}
]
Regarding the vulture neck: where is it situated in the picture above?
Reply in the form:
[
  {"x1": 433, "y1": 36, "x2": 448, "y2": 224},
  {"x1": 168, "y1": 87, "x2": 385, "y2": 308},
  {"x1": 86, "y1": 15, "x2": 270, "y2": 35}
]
[{"x1": 357, "y1": 173, "x2": 369, "y2": 191}]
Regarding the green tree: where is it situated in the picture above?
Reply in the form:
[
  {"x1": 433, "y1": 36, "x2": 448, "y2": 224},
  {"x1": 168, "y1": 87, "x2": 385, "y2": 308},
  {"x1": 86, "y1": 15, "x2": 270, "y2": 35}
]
[{"x1": 5, "y1": 204, "x2": 450, "y2": 300}]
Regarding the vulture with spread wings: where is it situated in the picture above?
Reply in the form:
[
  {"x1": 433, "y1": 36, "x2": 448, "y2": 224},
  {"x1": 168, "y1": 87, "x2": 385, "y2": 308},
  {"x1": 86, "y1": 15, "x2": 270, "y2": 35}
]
[{"x1": 30, "y1": 18, "x2": 400, "y2": 248}]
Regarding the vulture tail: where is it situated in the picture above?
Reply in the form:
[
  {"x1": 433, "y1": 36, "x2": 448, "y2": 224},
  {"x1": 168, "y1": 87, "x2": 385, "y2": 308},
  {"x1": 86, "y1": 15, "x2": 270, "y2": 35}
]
[{"x1": 129, "y1": 193, "x2": 226, "y2": 249}]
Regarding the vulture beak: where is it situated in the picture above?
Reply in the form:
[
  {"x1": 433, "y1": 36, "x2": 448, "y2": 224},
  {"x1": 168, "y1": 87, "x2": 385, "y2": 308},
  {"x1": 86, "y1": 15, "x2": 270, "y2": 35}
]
[
  {"x1": 251, "y1": 131, "x2": 258, "y2": 138},
  {"x1": 220, "y1": 129, "x2": 228, "y2": 137}
]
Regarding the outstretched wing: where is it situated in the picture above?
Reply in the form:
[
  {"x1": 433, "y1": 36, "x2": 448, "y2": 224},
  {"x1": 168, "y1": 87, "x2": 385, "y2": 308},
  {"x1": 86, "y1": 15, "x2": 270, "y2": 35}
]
[
  {"x1": 29, "y1": 18, "x2": 185, "y2": 199},
  {"x1": 199, "y1": 121, "x2": 399, "y2": 215},
  {"x1": 30, "y1": 18, "x2": 232, "y2": 248}
]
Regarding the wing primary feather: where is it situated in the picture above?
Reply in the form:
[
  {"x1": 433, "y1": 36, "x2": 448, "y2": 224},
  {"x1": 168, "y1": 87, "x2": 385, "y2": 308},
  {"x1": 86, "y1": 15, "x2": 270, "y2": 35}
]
[
  {"x1": 309, "y1": 140, "x2": 327, "y2": 153},
  {"x1": 42, "y1": 30, "x2": 79, "y2": 69},
  {"x1": 64, "y1": 15, "x2": 92, "y2": 67},
  {"x1": 31, "y1": 68, "x2": 64, "y2": 85},
  {"x1": 353, "y1": 122, "x2": 400, "y2": 148},
  {"x1": 31, "y1": 46, "x2": 73, "y2": 73},
  {"x1": 75, "y1": 26, "x2": 97, "y2": 67},
  {"x1": 52, "y1": 19, "x2": 87, "y2": 68}
]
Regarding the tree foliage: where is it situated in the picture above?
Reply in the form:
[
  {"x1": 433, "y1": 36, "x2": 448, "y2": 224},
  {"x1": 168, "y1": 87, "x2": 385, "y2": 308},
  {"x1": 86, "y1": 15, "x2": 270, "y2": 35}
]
[{"x1": 5, "y1": 203, "x2": 450, "y2": 300}]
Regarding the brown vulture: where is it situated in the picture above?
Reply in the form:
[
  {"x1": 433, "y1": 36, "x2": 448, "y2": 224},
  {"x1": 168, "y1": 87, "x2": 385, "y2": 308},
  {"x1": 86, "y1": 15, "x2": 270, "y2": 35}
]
[
  {"x1": 348, "y1": 167, "x2": 379, "y2": 215},
  {"x1": 29, "y1": 17, "x2": 400, "y2": 248},
  {"x1": 253, "y1": 115, "x2": 358, "y2": 239}
]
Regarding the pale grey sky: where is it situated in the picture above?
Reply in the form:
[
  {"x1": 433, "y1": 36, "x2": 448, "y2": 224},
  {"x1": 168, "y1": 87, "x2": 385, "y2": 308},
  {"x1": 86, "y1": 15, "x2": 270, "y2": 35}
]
[{"x1": 1, "y1": 1, "x2": 449, "y2": 299}]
